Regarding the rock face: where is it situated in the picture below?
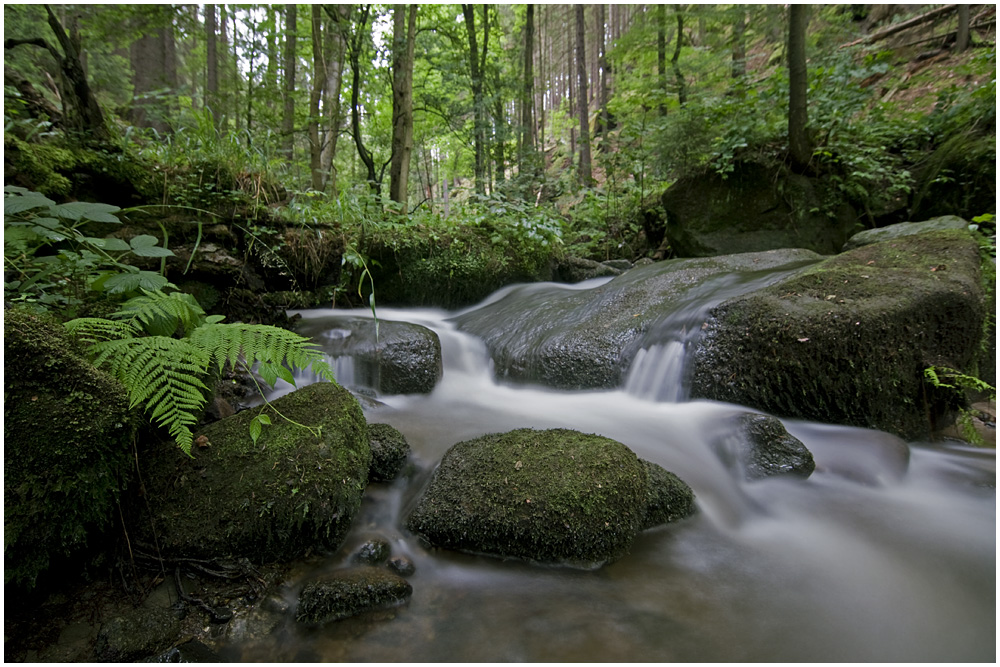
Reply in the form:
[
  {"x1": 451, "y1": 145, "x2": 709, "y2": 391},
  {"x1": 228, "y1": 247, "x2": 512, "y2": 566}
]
[
  {"x1": 452, "y1": 249, "x2": 819, "y2": 390},
  {"x1": 295, "y1": 316, "x2": 443, "y2": 394},
  {"x1": 691, "y1": 230, "x2": 986, "y2": 440},
  {"x1": 296, "y1": 568, "x2": 413, "y2": 625},
  {"x1": 4, "y1": 307, "x2": 134, "y2": 589},
  {"x1": 405, "y1": 428, "x2": 695, "y2": 569},
  {"x1": 137, "y1": 381, "x2": 370, "y2": 563},
  {"x1": 657, "y1": 160, "x2": 857, "y2": 257}
]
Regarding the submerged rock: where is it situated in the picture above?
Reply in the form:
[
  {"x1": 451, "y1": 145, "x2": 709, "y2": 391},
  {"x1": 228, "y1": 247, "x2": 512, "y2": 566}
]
[
  {"x1": 295, "y1": 316, "x2": 443, "y2": 394},
  {"x1": 296, "y1": 568, "x2": 413, "y2": 625},
  {"x1": 405, "y1": 428, "x2": 694, "y2": 569},
  {"x1": 691, "y1": 230, "x2": 987, "y2": 440},
  {"x1": 95, "y1": 609, "x2": 180, "y2": 662},
  {"x1": 136, "y1": 381, "x2": 370, "y2": 563},
  {"x1": 452, "y1": 249, "x2": 819, "y2": 390}
]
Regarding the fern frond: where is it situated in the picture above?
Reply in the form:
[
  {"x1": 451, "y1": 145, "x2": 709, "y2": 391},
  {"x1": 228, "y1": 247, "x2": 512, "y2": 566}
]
[
  {"x1": 114, "y1": 290, "x2": 206, "y2": 337},
  {"x1": 188, "y1": 323, "x2": 336, "y2": 385},
  {"x1": 64, "y1": 317, "x2": 141, "y2": 346},
  {"x1": 90, "y1": 336, "x2": 212, "y2": 455}
]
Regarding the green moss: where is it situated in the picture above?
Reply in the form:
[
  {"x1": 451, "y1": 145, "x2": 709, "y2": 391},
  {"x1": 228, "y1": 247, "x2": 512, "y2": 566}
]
[
  {"x1": 4, "y1": 306, "x2": 135, "y2": 589},
  {"x1": 406, "y1": 428, "x2": 652, "y2": 568},
  {"x1": 136, "y1": 382, "x2": 371, "y2": 563},
  {"x1": 296, "y1": 568, "x2": 413, "y2": 625}
]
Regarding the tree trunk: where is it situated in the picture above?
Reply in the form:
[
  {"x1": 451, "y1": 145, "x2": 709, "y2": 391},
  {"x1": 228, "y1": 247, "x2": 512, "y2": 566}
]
[
  {"x1": 566, "y1": 5, "x2": 575, "y2": 164},
  {"x1": 281, "y1": 4, "x2": 297, "y2": 159},
  {"x1": 575, "y1": 5, "x2": 592, "y2": 187},
  {"x1": 956, "y1": 5, "x2": 970, "y2": 52},
  {"x1": 205, "y1": 5, "x2": 218, "y2": 127},
  {"x1": 129, "y1": 7, "x2": 174, "y2": 133},
  {"x1": 349, "y1": 6, "x2": 380, "y2": 194},
  {"x1": 462, "y1": 4, "x2": 488, "y2": 195},
  {"x1": 308, "y1": 6, "x2": 325, "y2": 191},
  {"x1": 518, "y1": 3, "x2": 536, "y2": 195},
  {"x1": 731, "y1": 7, "x2": 746, "y2": 79},
  {"x1": 788, "y1": 4, "x2": 812, "y2": 171},
  {"x1": 671, "y1": 6, "x2": 687, "y2": 106},
  {"x1": 320, "y1": 5, "x2": 350, "y2": 195},
  {"x1": 389, "y1": 4, "x2": 418, "y2": 209},
  {"x1": 657, "y1": 4, "x2": 667, "y2": 114}
]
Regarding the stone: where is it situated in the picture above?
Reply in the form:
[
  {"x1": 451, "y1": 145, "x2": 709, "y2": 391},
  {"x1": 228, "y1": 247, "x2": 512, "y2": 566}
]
[
  {"x1": 842, "y1": 216, "x2": 970, "y2": 251},
  {"x1": 368, "y1": 423, "x2": 410, "y2": 482},
  {"x1": 354, "y1": 537, "x2": 391, "y2": 565},
  {"x1": 296, "y1": 568, "x2": 413, "y2": 625},
  {"x1": 95, "y1": 608, "x2": 180, "y2": 662},
  {"x1": 734, "y1": 414, "x2": 815, "y2": 481},
  {"x1": 3, "y1": 306, "x2": 134, "y2": 589},
  {"x1": 405, "y1": 428, "x2": 694, "y2": 569},
  {"x1": 639, "y1": 459, "x2": 697, "y2": 529},
  {"x1": 136, "y1": 381, "x2": 370, "y2": 563},
  {"x1": 691, "y1": 230, "x2": 986, "y2": 440},
  {"x1": 554, "y1": 256, "x2": 623, "y2": 283},
  {"x1": 387, "y1": 556, "x2": 416, "y2": 577}
]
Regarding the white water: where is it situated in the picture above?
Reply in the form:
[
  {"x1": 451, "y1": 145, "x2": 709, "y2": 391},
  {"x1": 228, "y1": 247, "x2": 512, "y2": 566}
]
[{"x1": 226, "y1": 287, "x2": 995, "y2": 662}]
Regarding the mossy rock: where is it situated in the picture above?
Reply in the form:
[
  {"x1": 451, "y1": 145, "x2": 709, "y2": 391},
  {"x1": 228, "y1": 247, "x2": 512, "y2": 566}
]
[
  {"x1": 734, "y1": 414, "x2": 815, "y2": 481},
  {"x1": 296, "y1": 567, "x2": 413, "y2": 625},
  {"x1": 135, "y1": 382, "x2": 370, "y2": 563},
  {"x1": 3, "y1": 306, "x2": 134, "y2": 589},
  {"x1": 691, "y1": 230, "x2": 986, "y2": 440},
  {"x1": 368, "y1": 423, "x2": 411, "y2": 482},
  {"x1": 94, "y1": 609, "x2": 181, "y2": 662},
  {"x1": 843, "y1": 216, "x2": 970, "y2": 251},
  {"x1": 405, "y1": 428, "x2": 694, "y2": 569}
]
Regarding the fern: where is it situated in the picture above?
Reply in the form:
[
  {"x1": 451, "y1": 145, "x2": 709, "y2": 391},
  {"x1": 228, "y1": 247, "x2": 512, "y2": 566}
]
[{"x1": 65, "y1": 289, "x2": 337, "y2": 455}]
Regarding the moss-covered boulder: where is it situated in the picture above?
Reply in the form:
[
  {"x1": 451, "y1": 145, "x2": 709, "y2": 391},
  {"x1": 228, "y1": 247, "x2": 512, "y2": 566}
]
[
  {"x1": 4, "y1": 307, "x2": 134, "y2": 589},
  {"x1": 296, "y1": 567, "x2": 413, "y2": 625},
  {"x1": 843, "y1": 215, "x2": 970, "y2": 251},
  {"x1": 94, "y1": 609, "x2": 181, "y2": 662},
  {"x1": 405, "y1": 428, "x2": 695, "y2": 569},
  {"x1": 656, "y1": 160, "x2": 857, "y2": 258},
  {"x1": 453, "y1": 249, "x2": 819, "y2": 390},
  {"x1": 691, "y1": 230, "x2": 986, "y2": 440},
  {"x1": 294, "y1": 316, "x2": 443, "y2": 394},
  {"x1": 734, "y1": 414, "x2": 815, "y2": 481},
  {"x1": 136, "y1": 381, "x2": 370, "y2": 563}
]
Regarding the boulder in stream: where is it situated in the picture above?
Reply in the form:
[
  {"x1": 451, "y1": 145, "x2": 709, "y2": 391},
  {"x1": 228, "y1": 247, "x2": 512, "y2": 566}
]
[
  {"x1": 368, "y1": 422, "x2": 411, "y2": 482},
  {"x1": 296, "y1": 567, "x2": 413, "y2": 625},
  {"x1": 452, "y1": 249, "x2": 820, "y2": 390},
  {"x1": 405, "y1": 428, "x2": 695, "y2": 569},
  {"x1": 135, "y1": 381, "x2": 370, "y2": 563},
  {"x1": 725, "y1": 414, "x2": 816, "y2": 481},
  {"x1": 691, "y1": 230, "x2": 987, "y2": 440}
]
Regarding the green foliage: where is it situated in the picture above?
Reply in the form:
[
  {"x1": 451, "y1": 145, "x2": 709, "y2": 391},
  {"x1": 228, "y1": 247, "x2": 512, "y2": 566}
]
[
  {"x1": 923, "y1": 365, "x2": 996, "y2": 446},
  {"x1": 65, "y1": 289, "x2": 336, "y2": 455},
  {"x1": 4, "y1": 186, "x2": 172, "y2": 315}
]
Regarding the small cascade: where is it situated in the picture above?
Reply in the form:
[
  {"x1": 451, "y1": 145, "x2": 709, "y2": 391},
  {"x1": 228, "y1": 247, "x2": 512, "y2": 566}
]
[{"x1": 624, "y1": 341, "x2": 687, "y2": 401}]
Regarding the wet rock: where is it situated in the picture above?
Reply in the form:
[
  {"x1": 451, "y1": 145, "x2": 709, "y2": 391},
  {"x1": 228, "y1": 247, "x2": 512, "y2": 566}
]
[
  {"x1": 691, "y1": 230, "x2": 987, "y2": 440},
  {"x1": 554, "y1": 256, "x2": 623, "y2": 283},
  {"x1": 842, "y1": 215, "x2": 969, "y2": 251},
  {"x1": 296, "y1": 567, "x2": 413, "y2": 625},
  {"x1": 135, "y1": 382, "x2": 370, "y2": 563},
  {"x1": 735, "y1": 414, "x2": 815, "y2": 481},
  {"x1": 453, "y1": 249, "x2": 818, "y2": 390},
  {"x1": 639, "y1": 459, "x2": 697, "y2": 529},
  {"x1": 140, "y1": 639, "x2": 221, "y2": 663},
  {"x1": 387, "y1": 556, "x2": 416, "y2": 577},
  {"x1": 294, "y1": 316, "x2": 443, "y2": 394},
  {"x1": 368, "y1": 423, "x2": 410, "y2": 482},
  {"x1": 95, "y1": 608, "x2": 181, "y2": 662},
  {"x1": 354, "y1": 537, "x2": 391, "y2": 565},
  {"x1": 405, "y1": 428, "x2": 694, "y2": 569}
]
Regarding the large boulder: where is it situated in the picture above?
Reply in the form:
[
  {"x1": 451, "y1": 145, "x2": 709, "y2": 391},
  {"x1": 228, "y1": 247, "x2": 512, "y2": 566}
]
[
  {"x1": 296, "y1": 567, "x2": 413, "y2": 625},
  {"x1": 135, "y1": 381, "x2": 370, "y2": 562},
  {"x1": 657, "y1": 160, "x2": 858, "y2": 258},
  {"x1": 691, "y1": 230, "x2": 986, "y2": 440},
  {"x1": 842, "y1": 215, "x2": 970, "y2": 251},
  {"x1": 405, "y1": 428, "x2": 695, "y2": 569},
  {"x1": 452, "y1": 249, "x2": 820, "y2": 390},
  {"x1": 294, "y1": 316, "x2": 443, "y2": 394},
  {"x1": 4, "y1": 307, "x2": 134, "y2": 589}
]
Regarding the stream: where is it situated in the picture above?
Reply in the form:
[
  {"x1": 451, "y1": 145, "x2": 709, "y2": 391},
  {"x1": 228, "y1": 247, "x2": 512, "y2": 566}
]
[{"x1": 229, "y1": 268, "x2": 995, "y2": 662}]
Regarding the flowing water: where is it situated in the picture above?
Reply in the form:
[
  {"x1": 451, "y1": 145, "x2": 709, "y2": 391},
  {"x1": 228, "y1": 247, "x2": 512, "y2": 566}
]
[{"x1": 232, "y1": 268, "x2": 996, "y2": 663}]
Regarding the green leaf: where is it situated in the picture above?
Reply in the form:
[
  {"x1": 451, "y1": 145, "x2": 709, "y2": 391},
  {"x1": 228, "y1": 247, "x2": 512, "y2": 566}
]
[
  {"x1": 4, "y1": 192, "x2": 55, "y2": 215},
  {"x1": 86, "y1": 237, "x2": 131, "y2": 252},
  {"x1": 249, "y1": 417, "x2": 263, "y2": 444},
  {"x1": 129, "y1": 235, "x2": 174, "y2": 258},
  {"x1": 49, "y1": 201, "x2": 122, "y2": 223}
]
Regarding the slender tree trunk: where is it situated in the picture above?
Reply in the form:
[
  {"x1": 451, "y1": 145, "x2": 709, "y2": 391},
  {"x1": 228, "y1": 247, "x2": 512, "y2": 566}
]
[
  {"x1": 731, "y1": 7, "x2": 747, "y2": 79},
  {"x1": 672, "y1": 5, "x2": 687, "y2": 106},
  {"x1": 462, "y1": 4, "x2": 488, "y2": 195},
  {"x1": 308, "y1": 6, "x2": 326, "y2": 191},
  {"x1": 956, "y1": 5, "x2": 970, "y2": 52},
  {"x1": 320, "y1": 4, "x2": 350, "y2": 195},
  {"x1": 349, "y1": 6, "x2": 380, "y2": 194},
  {"x1": 389, "y1": 4, "x2": 417, "y2": 209},
  {"x1": 518, "y1": 3, "x2": 536, "y2": 195},
  {"x1": 205, "y1": 4, "x2": 218, "y2": 126},
  {"x1": 597, "y1": 3, "x2": 610, "y2": 142},
  {"x1": 281, "y1": 4, "x2": 297, "y2": 159},
  {"x1": 657, "y1": 4, "x2": 667, "y2": 114},
  {"x1": 575, "y1": 5, "x2": 592, "y2": 187},
  {"x1": 788, "y1": 4, "x2": 812, "y2": 171},
  {"x1": 566, "y1": 5, "x2": 575, "y2": 165}
]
